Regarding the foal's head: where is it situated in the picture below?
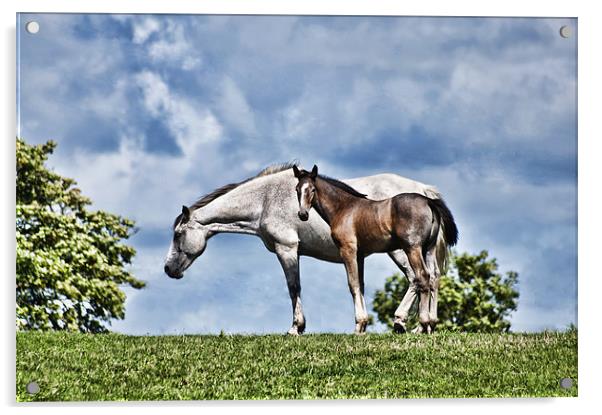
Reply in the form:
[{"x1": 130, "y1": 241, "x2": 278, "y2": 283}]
[{"x1": 293, "y1": 164, "x2": 318, "y2": 221}]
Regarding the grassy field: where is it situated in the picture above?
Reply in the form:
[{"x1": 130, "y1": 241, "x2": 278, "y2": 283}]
[{"x1": 16, "y1": 330, "x2": 577, "y2": 401}]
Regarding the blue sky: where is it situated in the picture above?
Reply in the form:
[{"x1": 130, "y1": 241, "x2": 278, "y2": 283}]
[{"x1": 17, "y1": 14, "x2": 577, "y2": 334}]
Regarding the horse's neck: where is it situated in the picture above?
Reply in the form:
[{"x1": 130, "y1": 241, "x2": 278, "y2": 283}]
[
  {"x1": 193, "y1": 180, "x2": 266, "y2": 235},
  {"x1": 314, "y1": 177, "x2": 357, "y2": 225}
]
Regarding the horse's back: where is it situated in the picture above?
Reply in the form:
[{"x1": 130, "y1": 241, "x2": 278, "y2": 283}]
[
  {"x1": 345, "y1": 173, "x2": 439, "y2": 201},
  {"x1": 392, "y1": 192, "x2": 430, "y2": 204}
]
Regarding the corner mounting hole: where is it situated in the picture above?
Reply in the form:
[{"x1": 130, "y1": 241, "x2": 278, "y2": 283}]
[
  {"x1": 559, "y1": 25, "x2": 571, "y2": 38},
  {"x1": 559, "y1": 377, "x2": 573, "y2": 389},
  {"x1": 26, "y1": 381, "x2": 40, "y2": 395},
  {"x1": 25, "y1": 21, "x2": 40, "y2": 34}
]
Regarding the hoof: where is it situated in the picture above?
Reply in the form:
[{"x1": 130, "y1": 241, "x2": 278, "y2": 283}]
[
  {"x1": 393, "y1": 318, "x2": 407, "y2": 334},
  {"x1": 411, "y1": 325, "x2": 424, "y2": 334},
  {"x1": 287, "y1": 320, "x2": 305, "y2": 336},
  {"x1": 354, "y1": 320, "x2": 368, "y2": 335},
  {"x1": 287, "y1": 327, "x2": 301, "y2": 336}
]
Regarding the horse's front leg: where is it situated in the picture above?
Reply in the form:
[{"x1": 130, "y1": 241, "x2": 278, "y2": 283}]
[
  {"x1": 275, "y1": 243, "x2": 305, "y2": 335},
  {"x1": 340, "y1": 244, "x2": 369, "y2": 334},
  {"x1": 356, "y1": 252, "x2": 369, "y2": 334}
]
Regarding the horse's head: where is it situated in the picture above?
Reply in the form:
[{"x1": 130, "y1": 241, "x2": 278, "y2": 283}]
[
  {"x1": 164, "y1": 205, "x2": 210, "y2": 279},
  {"x1": 293, "y1": 164, "x2": 318, "y2": 221}
]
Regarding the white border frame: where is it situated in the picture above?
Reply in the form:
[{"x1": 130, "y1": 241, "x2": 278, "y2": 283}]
[{"x1": 3, "y1": 0, "x2": 600, "y2": 413}]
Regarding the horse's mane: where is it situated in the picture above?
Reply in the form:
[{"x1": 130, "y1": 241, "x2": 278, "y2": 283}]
[
  {"x1": 319, "y1": 175, "x2": 367, "y2": 199},
  {"x1": 173, "y1": 162, "x2": 297, "y2": 228}
]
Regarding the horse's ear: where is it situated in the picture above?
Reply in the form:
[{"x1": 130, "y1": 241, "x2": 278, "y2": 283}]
[
  {"x1": 310, "y1": 165, "x2": 318, "y2": 179},
  {"x1": 181, "y1": 205, "x2": 191, "y2": 223},
  {"x1": 292, "y1": 165, "x2": 301, "y2": 178}
]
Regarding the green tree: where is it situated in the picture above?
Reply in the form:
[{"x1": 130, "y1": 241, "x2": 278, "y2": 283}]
[
  {"x1": 16, "y1": 138, "x2": 145, "y2": 333},
  {"x1": 372, "y1": 250, "x2": 519, "y2": 332}
]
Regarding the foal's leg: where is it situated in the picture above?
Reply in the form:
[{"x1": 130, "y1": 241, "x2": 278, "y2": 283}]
[
  {"x1": 387, "y1": 250, "x2": 417, "y2": 334},
  {"x1": 426, "y1": 249, "x2": 441, "y2": 333},
  {"x1": 275, "y1": 243, "x2": 305, "y2": 335},
  {"x1": 356, "y1": 253, "x2": 369, "y2": 334},
  {"x1": 340, "y1": 245, "x2": 369, "y2": 334},
  {"x1": 405, "y1": 247, "x2": 432, "y2": 333}
]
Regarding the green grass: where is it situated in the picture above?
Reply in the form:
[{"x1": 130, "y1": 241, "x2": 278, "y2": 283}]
[{"x1": 16, "y1": 330, "x2": 577, "y2": 401}]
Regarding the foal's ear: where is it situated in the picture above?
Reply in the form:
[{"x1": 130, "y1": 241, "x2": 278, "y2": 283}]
[
  {"x1": 292, "y1": 165, "x2": 301, "y2": 178},
  {"x1": 181, "y1": 205, "x2": 191, "y2": 223},
  {"x1": 310, "y1": 165, "x2": 318, "y2": 179}
]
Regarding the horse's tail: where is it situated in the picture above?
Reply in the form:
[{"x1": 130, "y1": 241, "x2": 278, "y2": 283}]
[
  {"x1": 420, "y1": 186, "x2": 451, "y2": 272},
  {"x1": 427, "y1": 197, "x2": 459, "y2": 250}
]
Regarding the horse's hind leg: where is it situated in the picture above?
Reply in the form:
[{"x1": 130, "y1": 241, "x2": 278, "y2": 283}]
[
  {"x1": 405, "y1": 247, "x2": 431, "y2": 333},
  {"x1": 387, "y1": 250, "x2": 417, "y2": 334},
  {"x1": 426, "y1": 248, "x2": 441, "y2": 332}
]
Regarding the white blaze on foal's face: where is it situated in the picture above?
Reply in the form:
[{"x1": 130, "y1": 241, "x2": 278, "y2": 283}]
[
  {"x1": 295, "y1": 180, "x2": 316, "y2": 221},
  {"x1": 293, "y1": 165, "x2": 319, "y2": 221}
]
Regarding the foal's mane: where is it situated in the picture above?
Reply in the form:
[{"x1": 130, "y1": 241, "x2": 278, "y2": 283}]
[
  {"x1": 173, "y1": 162, "x2": 297, "y2": 228},
  {"x1": 318, "y1": 175, "x2": 368, "y2": 199}
]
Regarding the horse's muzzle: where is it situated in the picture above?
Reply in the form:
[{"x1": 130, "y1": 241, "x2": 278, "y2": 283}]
[
  {"x1": 298, "y1": 210, "x2": 309, "y2": 221},
  {"x1": 164, "y1": 264, "x2": 183, "y2": 279}
]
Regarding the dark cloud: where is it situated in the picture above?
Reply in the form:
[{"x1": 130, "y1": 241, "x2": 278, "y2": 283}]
[
  {"x1": 142, "y1": 117, "x2": 182, "y2": 155},
  {"x1": 336, "y1": 126, "x2": 459, "y2": 169}
]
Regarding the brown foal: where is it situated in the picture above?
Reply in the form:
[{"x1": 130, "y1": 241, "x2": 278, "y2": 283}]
[{"x1": 293, "y1": 165, "x2": 458, "y2": 334}]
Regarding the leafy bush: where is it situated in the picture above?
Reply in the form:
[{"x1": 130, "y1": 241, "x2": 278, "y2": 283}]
[
  {"x1": 16, "y1": 138, "x2": 145, "y2": 333},
  {"x1": 372, "y1": 250, "x2": 519, "y2": 332}
]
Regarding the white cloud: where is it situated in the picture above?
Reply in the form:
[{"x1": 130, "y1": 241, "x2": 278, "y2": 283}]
[
  {"x1": 182, "y1": 56, "x2": 202, "y2": 71},
  {"x1": 252, "y1": 17, "x2": 577, "y2": 162},
  {"x1": 438, "y1": 53, "x2": 575, "y2": 145},
  {"x1": 55, "y1": 132, "x2": 224, "y2": 232},
  {"x1": 132, "y1": 17, "x2": 161, "y2": 44},
  {"x1": 118, "y1": 16, "x2": 203, "y2": 70},
  {"x1": 216, "y1": 77, "x2": 257, "y2": 137},
  {"x1": 276, "y1": 74, "x2": 429, "y2": 151},
  {"x1": 135, "y1": 70, "x2": 222, "y2": 152},
  {"x1": 147, "y1": 19, "x2": 202, "y2": 70},
  {"x1": 81, "y1": 78, "x2": 129, "y2": 120}
]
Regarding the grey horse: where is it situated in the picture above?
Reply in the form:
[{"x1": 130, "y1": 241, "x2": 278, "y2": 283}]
[{"x1": 164, "y1": 163, "x2": 452, "y2": 335}]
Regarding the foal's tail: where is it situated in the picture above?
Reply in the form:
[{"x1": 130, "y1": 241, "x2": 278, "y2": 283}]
[{"x1": 427, "y1": 198, "x2": 459, "y2": 247}]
